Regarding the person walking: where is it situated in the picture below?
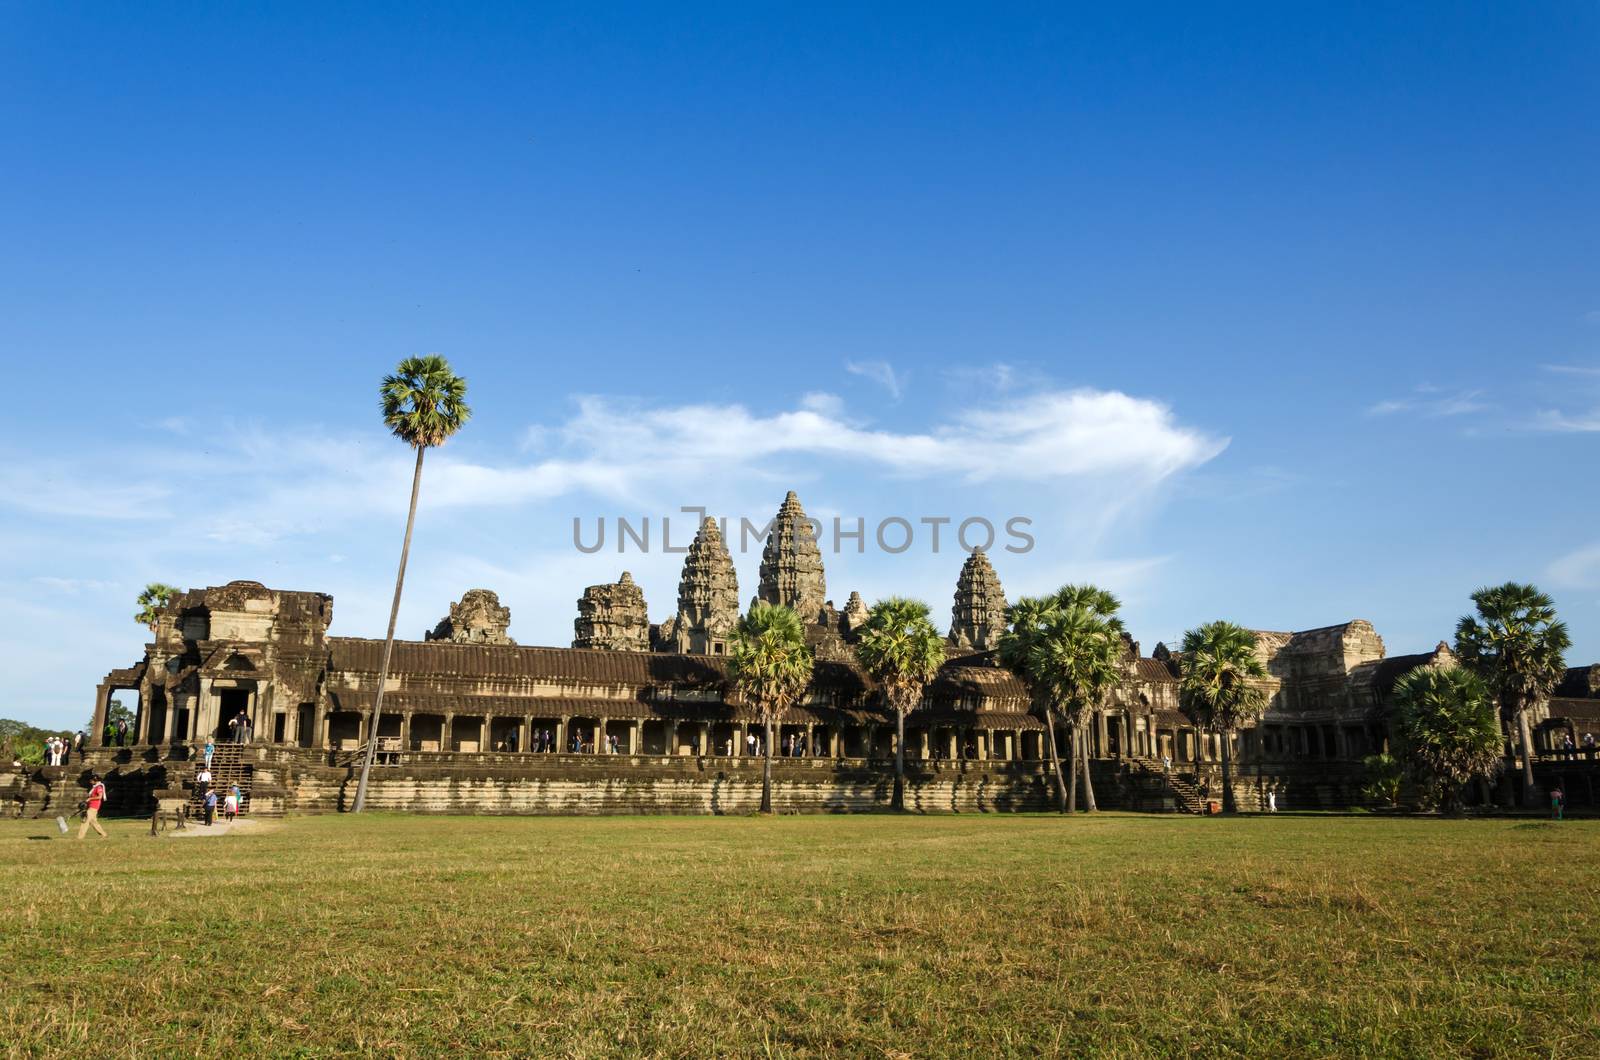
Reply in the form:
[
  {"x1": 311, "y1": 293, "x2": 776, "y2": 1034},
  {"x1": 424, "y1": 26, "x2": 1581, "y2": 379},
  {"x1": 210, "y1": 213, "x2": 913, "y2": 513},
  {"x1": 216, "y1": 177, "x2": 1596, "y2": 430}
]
[
  {"x1": 203, "y1": 788, "x2": 217, "y2": 826},
  {"x1": 204, "y1": 739, "x2": 215, "y2": 769},
  {"x1": 73, "y1": 730, "x2": 85, "y2": 759},
  {"x1": 1551, "y1": 786, "x2": 1565, "y2": 821},
  {"x1": 224, "y1": 786, "x2": 240, "y2": 822},
  {"x1": 78, "y1": 774, "x2": 108, "y2": 839},
  {"x1": 196, "y1": 765, "x2": 212, "y2": 796},
  {"x1": 1267, "y1": 789, "x2": 1277, "y2": 813}
]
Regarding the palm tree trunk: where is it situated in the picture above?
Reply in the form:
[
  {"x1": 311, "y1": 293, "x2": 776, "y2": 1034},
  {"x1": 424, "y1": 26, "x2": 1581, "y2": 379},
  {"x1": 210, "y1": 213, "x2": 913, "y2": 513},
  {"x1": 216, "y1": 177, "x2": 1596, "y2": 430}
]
[
  {"x1": 1517, "y1": 706, "x2": 1541, "y2": 807},
  {"x1": 892, "y1": 706, "x2": 906, "y2": 811},
  {"x1": 760, "y1": 716, "x2": 775, "y2": 814},
  {"x1": 1043, "y1": 708, "x2": 1069, "y2": 813},
  {"x1": 352, "y1": 445, "x2": 425, "y2": 814},
  {"x1": 1079, "y1": 719, "x2": 1098, "y2": 812},
  {"x1": 1220, "y1": 726, "x2": 1236, "y2": 813}
]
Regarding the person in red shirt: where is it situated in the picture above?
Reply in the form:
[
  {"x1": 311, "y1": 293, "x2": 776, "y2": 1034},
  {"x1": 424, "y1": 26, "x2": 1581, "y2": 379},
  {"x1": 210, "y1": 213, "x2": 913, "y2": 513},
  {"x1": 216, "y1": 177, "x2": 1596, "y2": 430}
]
[{"x1": 78, "y1": 774, "x2": 108, "y2": 839}]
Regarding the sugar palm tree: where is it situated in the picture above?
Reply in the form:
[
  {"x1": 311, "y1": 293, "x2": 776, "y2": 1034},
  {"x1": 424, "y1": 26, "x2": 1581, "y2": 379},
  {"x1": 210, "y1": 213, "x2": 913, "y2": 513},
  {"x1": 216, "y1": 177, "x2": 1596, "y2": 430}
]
[
  {"x1": 999, "y1": 595, "x2": 1070, "y2": 812},
  {"x1": 135, "y1": 583, "x2": 179, "y2": 632},
  {"x1": 728, "y1": 602, "x2": 814, "y2": 814},
  {"x1": 854, "y1": 597, "x2": 946, "y2": 811},
  {"x1": 352, "y1": 355, "x2": 470, "y2": 813},
  {"x1": 1049, "y1": 584, "x2": 1127, "y2": 813},
  {"x1": 1390, "y1": 665, "x2": 1502, "y2": 814},
  {"x1": 1177, "y1": 620, "x2": 1268, "y2": 813},
  {"x1": 1454, "y1": 582, "x2": 1569, "y2": 807}
]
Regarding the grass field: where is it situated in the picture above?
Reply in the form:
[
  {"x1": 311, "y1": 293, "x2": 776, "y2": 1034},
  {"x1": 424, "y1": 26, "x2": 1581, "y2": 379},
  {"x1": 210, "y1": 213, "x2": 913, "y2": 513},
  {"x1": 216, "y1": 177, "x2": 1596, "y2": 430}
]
[{"x1": 3, "y1": 812, "x2": 1597, "y2": 1057}]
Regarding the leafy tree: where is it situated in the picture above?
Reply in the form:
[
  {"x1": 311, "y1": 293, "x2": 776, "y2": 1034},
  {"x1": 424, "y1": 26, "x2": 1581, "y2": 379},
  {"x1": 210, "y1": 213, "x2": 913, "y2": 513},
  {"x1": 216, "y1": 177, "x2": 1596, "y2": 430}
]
[
  {"x1": 1360, "y1": 752, "x2": 1404, "y2": 808},
  {"x1": 1178, "y1": 621, "x2": 1269, "y2": 813},
  {"x1": 353, "y1": 355, "x2": 471, "y2": 813},
  {"x1": 106, "y1": 697, "x2": 134, "y2": 729},
  {"x1": 135, "y1": 583, "x2": 179, "y2": 630},
  {"x1": 728, "y1": 602, "x2": 815, "y2": 814},
  {"x1": 854, "y1": 597, "x2": 946, "y2": 811},
  {"x1": 999, "y1": 596, "x2": 1070, "y2": 812},
  {"x1": 1454, "y1": 583, "x2": 1569, "y2": 806},
  {"x1": 1390, "y1": 666, "x2": 1502, "y2": 813},
  {"x1": 1000, "y1": 586, "x2": 1126, "y2": 813}
]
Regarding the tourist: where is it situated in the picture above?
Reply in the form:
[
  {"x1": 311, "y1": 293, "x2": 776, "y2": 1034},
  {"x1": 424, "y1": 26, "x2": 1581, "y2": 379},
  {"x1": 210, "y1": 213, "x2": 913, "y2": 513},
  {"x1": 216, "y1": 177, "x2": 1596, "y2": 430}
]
[
  {"x1": 78, "y1": 773, "x2": 108, "y2": 839},
  {"x1": 1551, "y1": 786, "x2": 1564, "y2": 821},
  {"x1": 73, "y1": 730, "x2": 85, "y2": 758},
  {"x1": 196, "y1": 765, "x2": 212, "y2": 796},
  {"x1": 1267, "y1": 790, "x2": 1277, "y2": 813},
  {"x1": 203, "y1": 788, "x2": 217, "y2": 826},
  {"x1": 224, "y1": 785, "x2": 239, "y2": 822},
  {"x1": 103, "y1": 721, "x2": 115, "y2": 745},
  {"x1": 237, "y1": 710, "x2": 251, "y2": 743},
  {"x1": 746, "y1": 733, "x2": 757, "y2": 757},
  {"x1": 1562, "y1": 734, "x2": 1576, "y2": 760},
  {"x1": 544, "y1": 729, "x2": 553, "y2": 753},
  {"x1": 204, "y1": 738, "x2": 215, "y2": 769},
  {"x1": 1585, "y1": 733, "x2": 1597, "y2": 759},
  {"x1": 45, "y1": 737, "x2": 58, "y2": 766},
  {"x1": 116, "y1": 718, "x2": 129, "y2": 746}
]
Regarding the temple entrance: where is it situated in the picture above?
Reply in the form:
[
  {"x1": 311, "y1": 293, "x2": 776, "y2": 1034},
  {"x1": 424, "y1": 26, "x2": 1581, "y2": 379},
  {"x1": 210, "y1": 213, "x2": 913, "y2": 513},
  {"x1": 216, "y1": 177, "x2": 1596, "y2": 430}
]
[
  {"x1": 218, "y1": 689, "x2": 250, "y2": 740},
  {"x1": 297, "y1": 704, "x2": 315, "y2": 748}
]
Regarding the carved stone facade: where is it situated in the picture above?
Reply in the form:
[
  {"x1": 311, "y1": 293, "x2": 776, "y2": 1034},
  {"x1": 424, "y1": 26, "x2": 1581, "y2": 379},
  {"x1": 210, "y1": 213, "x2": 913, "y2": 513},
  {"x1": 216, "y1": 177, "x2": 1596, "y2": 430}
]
[
  {"x1": 428, "y1": 588, "x2": 513, "y2": 645},
  {"x1": 573, "y1": 573, "x2": 650, "y2": 651},
  {"x1": 948, "y1": 548, "x2": 1008, "y2": 653},
  {"x1": 75, "y1": 489, "x2": 1587, "y2": 817},
  {"x1": 661, "y1": 518, "x2": 740, "y2": 655},
  {"x1": 755, "y1": 491, "x2": 826, "y2": 621}
]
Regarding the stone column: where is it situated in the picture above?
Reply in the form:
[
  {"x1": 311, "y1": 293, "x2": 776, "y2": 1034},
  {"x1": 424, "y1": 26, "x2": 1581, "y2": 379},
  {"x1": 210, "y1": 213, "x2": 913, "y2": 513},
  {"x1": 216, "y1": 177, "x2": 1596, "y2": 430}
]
[
  {"x1": 443, "y1": 712, "x2": 456, "y2": 753},
  {"x1": 733, "y1": 722, "x2": 745, "y2": 757},
  {"x1": 161, "y1": 691, "x2": 177, "y2": 745},
  {"x1": 668, "y1": 720, "x2": 679, "y2": 756},
  {"x1": 521, "y1": 716, "x2": 531, "y2": 753},
  {"x1": 556, "y1": 716, "x2": 568, "y2": 753},
  {"x1": 596, "y1": 717, "x2": 608, "y2": 753},
  {"x1": 401, "y1": 712, "x2": 413, "y2": 752}
]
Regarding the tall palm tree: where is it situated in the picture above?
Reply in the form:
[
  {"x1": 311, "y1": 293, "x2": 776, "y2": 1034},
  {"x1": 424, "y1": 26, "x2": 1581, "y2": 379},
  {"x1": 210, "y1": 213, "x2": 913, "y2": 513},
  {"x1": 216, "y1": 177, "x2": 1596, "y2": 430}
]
[
  {"x1": 854, "y1": 597, "x2": 946, "y2": 811},
  {"x1": 727, "y1": 602, "x2": 814, "y2": 814},
  {"x1": 1454, "y1": 582, "x2": 1569, "y2": 807},
  {"x1": 1049, "y1": 584, "x2": 1127, "y2": 813},
  {"x1": 135, "y1": 583, "x2": 179, "y2": 632},
  {"x1": 352, "y1": 355, "x2": 470, "y2": 813},
  {"x1": 1000, "y1": 586, "x2": 1126, "y2": 813},
  {"x1": 1177, "y1": 621, "x2": 1268, "y2": 813},
  {"x1": 1390, "y1": 665, "x2": 1502, "y2": 814},
  {"x1": 999, "y1": 595, "x2": 1071, "y2": 812}
]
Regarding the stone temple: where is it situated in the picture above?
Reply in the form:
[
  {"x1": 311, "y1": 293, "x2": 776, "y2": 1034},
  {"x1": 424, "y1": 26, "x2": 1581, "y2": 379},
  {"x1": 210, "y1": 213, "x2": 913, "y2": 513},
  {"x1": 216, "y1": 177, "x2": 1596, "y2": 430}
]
[{"x1": 14, "y1": 490, "x2": 1599, "y2": 818}]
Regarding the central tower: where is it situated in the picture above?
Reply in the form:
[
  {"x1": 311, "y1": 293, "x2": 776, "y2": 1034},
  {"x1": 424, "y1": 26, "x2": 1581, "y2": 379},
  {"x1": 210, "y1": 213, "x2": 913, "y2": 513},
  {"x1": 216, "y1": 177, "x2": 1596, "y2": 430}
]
[{"x1": 756, "y1": 490, "x2": 826, "y2": 621}]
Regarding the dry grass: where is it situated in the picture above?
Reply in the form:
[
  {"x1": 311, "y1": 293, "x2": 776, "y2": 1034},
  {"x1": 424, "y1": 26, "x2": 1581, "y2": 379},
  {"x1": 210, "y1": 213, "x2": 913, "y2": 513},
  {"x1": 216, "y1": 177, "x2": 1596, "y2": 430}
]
[{"x1": 3, "y1": 812, "x2": 1597, "y2": 1057}]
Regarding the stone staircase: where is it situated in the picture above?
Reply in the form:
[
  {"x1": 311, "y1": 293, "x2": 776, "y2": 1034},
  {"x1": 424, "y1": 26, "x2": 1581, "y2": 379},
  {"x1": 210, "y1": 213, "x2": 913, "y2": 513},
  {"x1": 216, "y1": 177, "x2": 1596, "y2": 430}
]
[
  {"x1": 1129, "y1": 757, "x2": 1205, "y2": 814},
  {"x1": 189, "y1": 744, "x2": 253, "y2": 817}
]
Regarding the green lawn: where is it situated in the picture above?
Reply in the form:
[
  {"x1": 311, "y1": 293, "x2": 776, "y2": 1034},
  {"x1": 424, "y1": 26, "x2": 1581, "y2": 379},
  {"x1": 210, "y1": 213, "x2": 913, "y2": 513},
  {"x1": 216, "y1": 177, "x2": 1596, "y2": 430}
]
[{"x1": 3, "y1": 812, "x2": 1596, "y2": 1057}]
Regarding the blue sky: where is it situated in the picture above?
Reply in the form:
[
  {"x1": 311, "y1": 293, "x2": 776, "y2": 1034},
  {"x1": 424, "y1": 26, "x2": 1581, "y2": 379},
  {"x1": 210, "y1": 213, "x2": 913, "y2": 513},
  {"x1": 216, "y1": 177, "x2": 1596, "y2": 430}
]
[{"x1": 3, "y1": 3, "x2": 1597, "y2": 729}]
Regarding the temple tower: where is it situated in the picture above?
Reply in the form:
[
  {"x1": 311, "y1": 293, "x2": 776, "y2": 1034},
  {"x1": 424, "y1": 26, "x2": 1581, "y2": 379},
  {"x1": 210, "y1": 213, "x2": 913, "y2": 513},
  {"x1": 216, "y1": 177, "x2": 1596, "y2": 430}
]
[
  {"x1": 573, "y1": 572, "x2": 651, "y2": 651},
  {"x1": 841, "y1": 590, "x2": 869, "y2": 633},
  {"x1": 665, "y1": 518, "x2": 740, "y2": 654},
  {"x1": 948, "y1": 548, "x2": 1008, "y2": 653},
  {"x1": 427, "y1": 589, "x2": 514, "y2": 645},
  {"x1": 756, "y1": 491, "x2": 826, "y2": 621}
]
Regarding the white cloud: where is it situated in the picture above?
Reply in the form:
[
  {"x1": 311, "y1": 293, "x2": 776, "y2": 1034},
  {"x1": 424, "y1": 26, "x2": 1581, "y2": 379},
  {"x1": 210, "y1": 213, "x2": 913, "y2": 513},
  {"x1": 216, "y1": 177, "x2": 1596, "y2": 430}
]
[
  {"x1": 1366, "y1": 387, "x2": 1488, "y2": 418},
  {"x1": 1541, "y1": 364, "x2": 1600, "y2": 377},
  {"x1": 1548, "y1": 542, "x2": 1600, "y2": 589},
  {"x1": 1534, "y1": 409, "x2": 1600, "y2": 432},
  {"x1": 844, "y1": 360, "x2": 903, "y2": 401}
]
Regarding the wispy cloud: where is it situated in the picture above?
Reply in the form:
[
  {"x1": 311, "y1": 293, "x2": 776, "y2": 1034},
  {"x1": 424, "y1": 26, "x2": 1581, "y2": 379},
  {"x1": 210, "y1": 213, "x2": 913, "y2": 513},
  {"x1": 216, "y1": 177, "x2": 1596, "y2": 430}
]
[
  {"x1": 844, "y1": 360, "x2": 903, "y2": 401},
  {"x1": 1533, "y1": 409, "x2": 1600, "y2": 432},
  {"x1": 1541, "y1": 363, "x2": 1600, "y2": 377},
  {"x1": 1548, "y1": 542, "x2": 1600, "y2": 588},
  {"x1": 1366, "y1": 386, "x2": 1489, "y2": 419}
]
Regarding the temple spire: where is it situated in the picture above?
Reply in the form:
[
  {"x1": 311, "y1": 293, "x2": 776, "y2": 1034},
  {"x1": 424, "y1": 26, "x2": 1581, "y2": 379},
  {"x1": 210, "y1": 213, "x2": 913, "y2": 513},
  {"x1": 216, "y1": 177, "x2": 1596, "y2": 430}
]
[
  {"x1": 756, "y1": 491, "x2": 826, "y2": 621},
  {"x1": 948, "y1": 548, "x2": 1007, "y2": 652}
]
